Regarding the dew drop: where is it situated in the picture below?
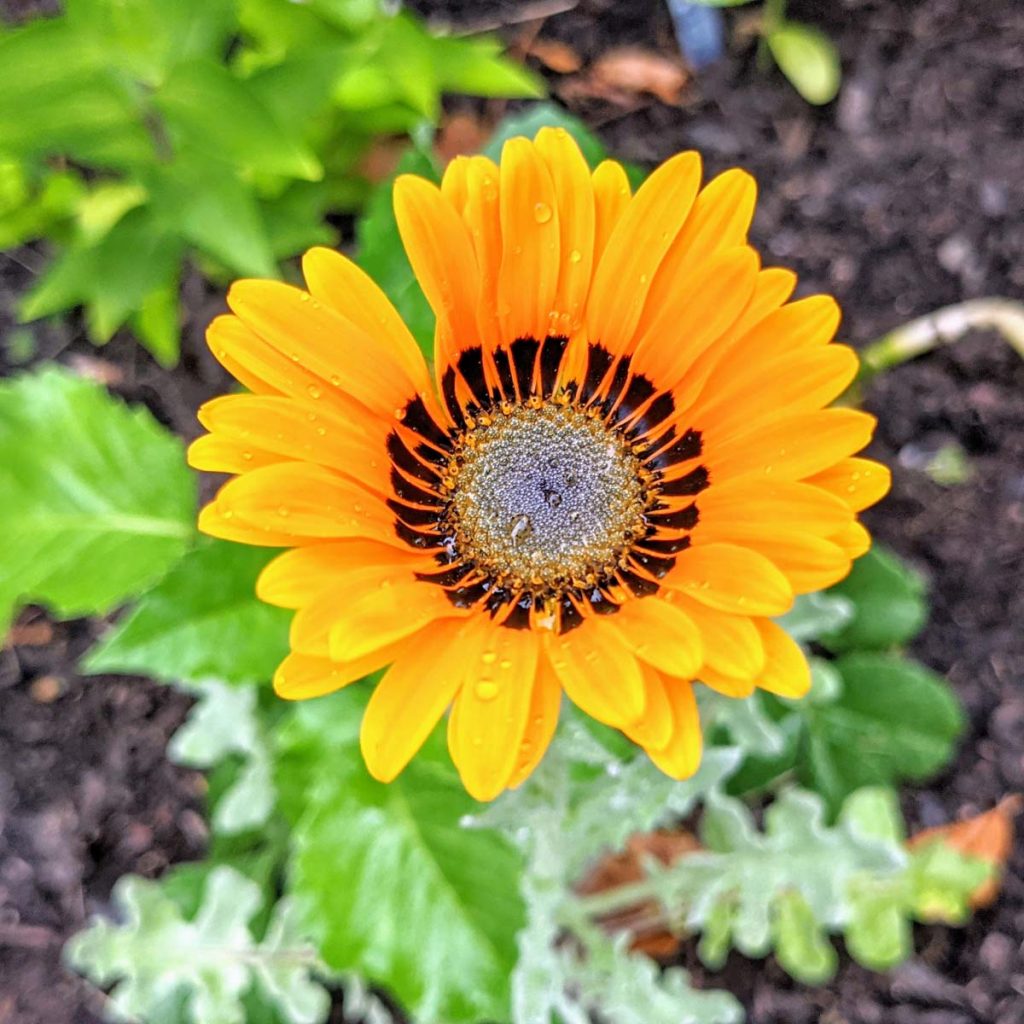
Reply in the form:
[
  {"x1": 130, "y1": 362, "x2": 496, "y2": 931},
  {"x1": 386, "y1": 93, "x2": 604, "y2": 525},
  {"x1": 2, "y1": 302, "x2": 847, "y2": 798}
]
[
  {"x1": 482, "y1": 651, "x2": 497, "y2": 665},
  {"x1": 475, "y1": 680, "x2": 500, "y2": 701},
  {"x1": 534, "y1": 202, "x2": 552, "y2": 224},
  {"x1": 329, "y1": 374, "x2": 342, "y2": 387},
  {"x1": 242, "y1": 451, "x2": 253, "y2": 461},
  {"x1": 277, "y1": 505, "x2": 289, "y2": 517},
  {"x1": 394, "y1": 406, "x2": 407, "y2": 421},
  {"x1": 307, "y1": 384, "x2": 322, "y2": 399},
  {"x1": 300, "y1": 292, "x2": 311, "y2": 303},
  {"x1": 498, "y1": 658, "x2": 512, "y2": 671},
  {"x1": 569, "y1": 248, "x2": 582, "y2": 264}
]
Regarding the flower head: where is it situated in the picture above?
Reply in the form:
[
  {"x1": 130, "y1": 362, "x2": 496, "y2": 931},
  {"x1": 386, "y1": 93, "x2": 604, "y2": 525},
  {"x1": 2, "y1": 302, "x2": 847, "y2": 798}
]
[{"x1": 190, "y1": 128, "x2": 889, "y2": 800}]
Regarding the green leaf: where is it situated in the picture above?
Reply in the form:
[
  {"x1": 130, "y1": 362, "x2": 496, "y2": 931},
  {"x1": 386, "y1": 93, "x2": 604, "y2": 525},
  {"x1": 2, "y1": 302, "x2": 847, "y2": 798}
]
[
  {"x1": 766, "y1": 21, "x2": 842, "y2": 106},
  {"x1": 0, "y1": 368, "x2": 194, "y2": 630},
  {"x1": 84, "y1": 540, "x2": 289, "y2": 685},
  {"x1": 21, "y1": 205, "x2": 184, "y2": 344},
  {"x1": 772, "y1": 888, "x2": 837, "y2": 984},
  {"x1": 432, "y1": 35, "x2": 544, "y2": 99},
  {"x1": 156, "y1": 58, "x2": 322, "y2": 181},
  {"x1": 64, "y1": 0, "x2": 237, "y2": 85},
  {"x1": 485, "y1": 102, "x2": 607, "y2": 169},
  {"x1": 803, "y1": 653, "x2": 964, "y2": 811},
  {"x1": 132, "y1": 274, "x2": 181, "y2": 366},
  {"x1": 908, "y1": 841, "x2": 993, "y2": 925},
  {"x1": 148, "y1": 155, "x2": 278, "y2": 278},
  {"x1": 66, "y1": 868, "x2": 330, "y2": 1024},
  {"x1": 777, "y1": 590, "x2": 854, "y2": 643},
  {"x1": 0, "y1": 20, "x2": 152, "y2": 168},
  {"x1": 821, "y1": 545, "x2": 928, "y2": 652},
  {"x1": 281, "y1": 692, "x2": 524, "y2": 1023}
]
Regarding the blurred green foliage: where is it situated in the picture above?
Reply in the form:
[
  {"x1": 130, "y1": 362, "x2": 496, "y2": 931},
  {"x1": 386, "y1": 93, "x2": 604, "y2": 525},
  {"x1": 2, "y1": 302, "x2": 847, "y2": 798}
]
[{"x1": 0, "y1": 0, "x2": 541, "y2": 363}]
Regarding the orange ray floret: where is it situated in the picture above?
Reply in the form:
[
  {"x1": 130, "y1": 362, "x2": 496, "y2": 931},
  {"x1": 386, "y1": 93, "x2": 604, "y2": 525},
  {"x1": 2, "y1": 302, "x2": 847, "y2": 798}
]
[{"x1": 190, "y1": 126, "x2": 889, "y2": 801}]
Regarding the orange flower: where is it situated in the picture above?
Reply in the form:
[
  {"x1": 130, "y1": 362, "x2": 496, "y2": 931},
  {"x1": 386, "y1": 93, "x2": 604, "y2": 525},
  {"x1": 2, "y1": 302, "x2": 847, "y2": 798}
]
[{"x1": 189, "y1": 128, "x2": 889, "y2": 800}]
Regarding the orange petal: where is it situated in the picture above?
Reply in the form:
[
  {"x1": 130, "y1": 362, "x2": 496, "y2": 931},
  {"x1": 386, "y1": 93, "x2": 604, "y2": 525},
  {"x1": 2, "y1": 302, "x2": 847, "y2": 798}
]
[
  {"x1": 394, "y1": 174, "x2": 482, "y2": 380},
  {"x1": 647, "y1": 678, "x2": 702, "y2": 778},
  {"x1": 227, "y1": 279, "x2": 421, "y2": 422},
  {"x1": 441, "y1": 154, "x2": 470, "y2": 210},
  {"x1": 592, "y1": 159, "x2": 631, "y2": 263},
  {"x1": 196, "y1": 393, "x2": 388, "y2": 493},
  {"x1": 301, "y1": 246, "x2": 433, "y2": 395},
  {"x1": 746, "y1": 532, "x2": 853, "y2": 593},
  {"x1": 666, "y1": 542, "x2": 794, "y2": 616},
  {"x1": 666, "y1": 593, "x2": 765, "y2": 680},
  {"x1": 623, "y1": 662, "x2": 675, "y2": 751},
  {"x1": 695, "y1": 345, "x2": 860, "y2": 443},
  {"x1": 360, "y1": 618, "x2": 467, "y2": 782},
  {"x1": 708, "y1": 409, "x2": 877, "y2": 483},
  {"x1": 696, "y1": 479, "x2": 855, "y2": 537},
  {"x1": 449, "y1": 621, "x2": 541, "y2": 801},
  {"x1": 207, "y1": 463, "x2": 399, "y2": 545},
  {"x1": 633, "y1": 246, "x2": 760, "y2": 388},
  {"x1": 607, "y1": 597, "x2": 703, "y2": 678},
  {"x1": 257, "y1": 540, "x2": 430, "y2": 609},
  {"x1": 831, "y1": 519, "x2": 873, "y2": 559},
  {"x1": 587, "y1": 151, "x2": 702, "y2": 357},
  {"x1": 806, "y1": 458, "x2": 892, "y2": 513},
  {"x1": 206, "y1": 313, "x2": 316, "y2": 398},
  {"x1": 273, "y1": 646, "x2": 404, "y2": 700},
  {"x1": 698, "y1": 668, "x2": 756, "y2": 698},
  {"x1": 187, "y1": 433, "x2": 284, "y2": 474},
  {"x1": 754, "y1": 619, "x2": 811, "y2": 698},
  {"x1": 534, "y1": 126, "x2": 595, "y2": 330},
  {"x1": 462, "y1": 155, "x2": 504, "y2": 352},
  {"x1": 328, "y1": 578, "x2": 462, "y2": 662},
  {"x1": 643, "y1": 168, "x2": 756, "y2": 319},
  {"x1": 198, "y1": 499, "x2": 303, "y2": 547},
  {"x1": 546, "y1": 617, "x2": 646, "y2": 727},
  {"x1": 497, "y1": 137, "x2": 561, "y2": 343},
  {"x1": 507, "y1": 656, "x2": 562, "y2": 789}
]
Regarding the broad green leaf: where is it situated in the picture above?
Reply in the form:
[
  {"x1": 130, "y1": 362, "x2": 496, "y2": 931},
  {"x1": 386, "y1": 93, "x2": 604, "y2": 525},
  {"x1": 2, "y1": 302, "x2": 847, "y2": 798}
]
[
  {"x1": 803, "y1": 653, "x2": 964, "y2": 811},
  {"x1": 66, "y1": 868, "x2": 330, "y2": 1024},
  {"x1": 261, "y1": 180, "x2": 337, "y2": 260},
  {"x1": 766, "y1": 21, "x2": 842, "y2": 105},
  {"x1": 168, "y1": 681, "x2": 275, "y2": 835},
  {"x1": 84, "y1": 540, "x2": 289, "y2": 685},
  {"x1": 485, "y1": 102, "x2": 608, "y2": 170},
  {"x1": 281, "y1": 692, "x2": 524, "y2": 1023},
  {"x1": 156, "y1": 58, "x2": 322, "y2": 181},
  {"x1": 0, "y1": 164, "x2": 84, "y2": 249},
  {"x1": 772, "y1": 889, "x2": 837, "y2": 984},
  {"x1": 821, "y1": 545, "x2": 928, "y2": 652},
  {"x1": 0, "y1": 368, "x2": 194, "y2": 630}
]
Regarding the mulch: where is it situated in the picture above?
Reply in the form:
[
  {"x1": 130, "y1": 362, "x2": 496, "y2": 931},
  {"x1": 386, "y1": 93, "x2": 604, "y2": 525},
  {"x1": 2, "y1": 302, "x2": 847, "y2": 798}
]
[{"x1": 1, "y1": 0, "x2": 1022, "y2": 1021}]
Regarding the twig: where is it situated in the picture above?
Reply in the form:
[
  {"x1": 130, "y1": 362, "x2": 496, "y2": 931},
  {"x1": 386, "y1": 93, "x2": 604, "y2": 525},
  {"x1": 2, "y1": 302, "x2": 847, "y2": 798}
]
[{"x1": 859, "y1": 297, "x2": 1024, "y2": 380}]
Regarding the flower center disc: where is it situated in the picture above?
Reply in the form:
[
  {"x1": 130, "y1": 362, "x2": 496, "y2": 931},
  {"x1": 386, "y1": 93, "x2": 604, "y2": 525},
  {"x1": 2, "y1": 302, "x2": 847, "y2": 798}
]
[{"x1": 447, "y1": 402, "x2": 647, "y2": 589}]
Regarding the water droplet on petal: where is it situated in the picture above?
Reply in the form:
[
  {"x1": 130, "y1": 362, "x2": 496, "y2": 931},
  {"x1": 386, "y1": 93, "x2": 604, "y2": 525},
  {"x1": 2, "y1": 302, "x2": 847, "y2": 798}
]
[
  {"x1": 482, "y1": 651, "x2": 497, "y2": 665},
  {"x1": 307, "y1": 384, "x2": 322, "y2": 399},
  {"x1": 277, "y1": 505, "x2": 289, "y2": 517},
  {"x1": 569, "y1": 248, "x2": 582, "y2": 264},
  {"x1": 475, "y1": 680, "x2": 500, "y2": 701},
  {"x1": 534, "y1": 202, "x2": 552, "y2": 224}
]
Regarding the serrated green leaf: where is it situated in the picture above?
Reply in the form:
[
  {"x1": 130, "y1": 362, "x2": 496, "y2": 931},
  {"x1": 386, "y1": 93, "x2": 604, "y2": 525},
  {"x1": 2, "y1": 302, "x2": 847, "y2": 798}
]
[
  {"x1": 0, "y1": 20, "x2": 152, "y2": 168},
  {"x1": 0, "y1": 368, "x2": 194, "y2": 630},
  {"x1": 84, "y1": 540, "x2": 289, "y2": 685},
  {"x1": 66, "y1": 868, "x2": 330, "y2": 1024},
  {"x1": 167, "y1": 681, "x2": 275, "y2": 834},
  {"x1": 64, "y1": 0, "x2": 237, "y2": 85},
  {"x1": 432, "y1": 35, "x2": 544, "y2": 99},
  {"x1": 156, "y1": 58, "x2": 322, "y2": 181},
  {"x1": 844, "y1": 872, "x2": 911, "y2": 970},
  {"x1": 803, "y1": 653, "x2": 964, "y2": 811},
  {"x1": 772, "y1": 888, "x2": 837, "y2": 984},
  {"x1": 822, "y1": 545, "x2": 928, "y2": 652},
  {"x1": 132, "y1": 274, "x2": 181, "y2": 366},
  {"x1": 281, "y1": 691, "x2": 524, "y2": 1023},
  {"x1": 766, "y1": 22, "x2": 842, "y2": 105}
]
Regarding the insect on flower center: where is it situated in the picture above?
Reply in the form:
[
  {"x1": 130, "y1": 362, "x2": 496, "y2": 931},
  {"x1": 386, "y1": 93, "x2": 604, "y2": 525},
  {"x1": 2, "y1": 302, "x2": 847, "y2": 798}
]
[{"x1": 445, "y1": 402, "x2": 648, "y2": 588}]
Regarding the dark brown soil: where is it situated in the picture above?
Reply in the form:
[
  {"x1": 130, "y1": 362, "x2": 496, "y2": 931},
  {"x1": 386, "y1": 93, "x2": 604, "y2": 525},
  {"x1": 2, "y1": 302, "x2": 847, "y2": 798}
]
[{"x1": 2, "y1": 0, "x2": 1022, "y2": 1022}]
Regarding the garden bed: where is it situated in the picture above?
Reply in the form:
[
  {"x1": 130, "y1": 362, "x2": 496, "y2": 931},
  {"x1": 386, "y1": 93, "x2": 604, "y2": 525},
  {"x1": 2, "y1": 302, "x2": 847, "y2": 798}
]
[{"x1": 1, "y1": 0, "x2": 1021, "y2": 1021}]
